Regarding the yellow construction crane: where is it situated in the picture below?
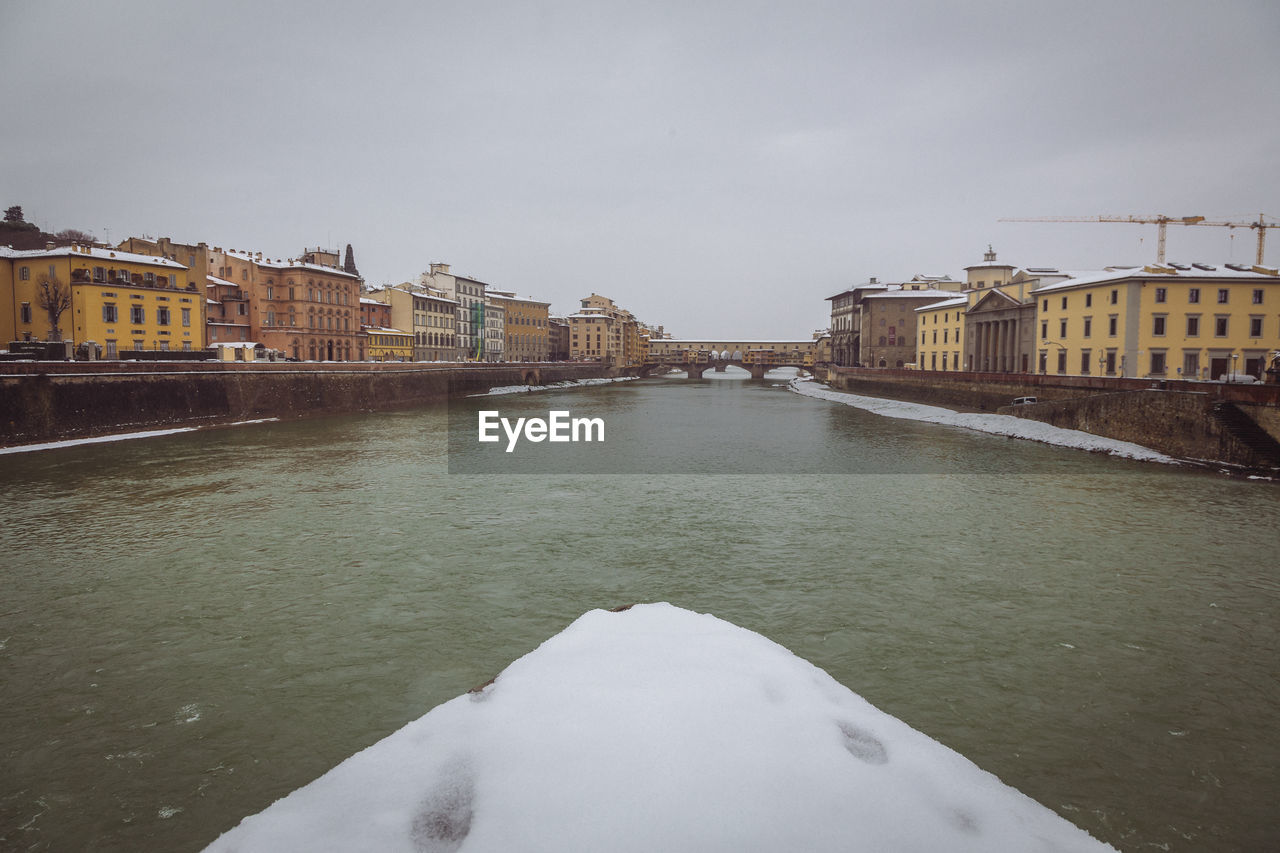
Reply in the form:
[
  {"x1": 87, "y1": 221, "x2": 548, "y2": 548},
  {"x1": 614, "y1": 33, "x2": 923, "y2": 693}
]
[{"x1": 999, "y1": 213, "x2": 1277, "y2": 265}]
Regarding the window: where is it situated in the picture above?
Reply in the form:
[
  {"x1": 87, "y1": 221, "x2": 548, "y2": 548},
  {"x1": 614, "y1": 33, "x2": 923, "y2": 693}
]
[
  {"x1": 1189, "y1": 288, "x2": 1200, "y2": 304},
  {"x1": 131, "y1": 305, "x2": 145, "y2": 324},
  {"x1": 93, "y1": 266, "x2": 106, "y2": 282},
  {"x1": 267, "y1": 286, "x2": 274, "y2": 299},
  {"x1": 182, "y1": 308, "x2": 191, "y2": 327},
  {"x1": 1083, "y1": 317, "x2": 1092, "y2": 337},
  {"x1": 1106, "y1": 351, "x2": 1117, "y2": 375},
  {"x1": 1057, "y1": 350, "x2": 1067, "y2": 374},
  {"x1": 1085, "y1": 293, "x2": 1092, "y2": 307},
  {"x1": 143, "y1": 272, "x2": 156, "y2": 285},
  {"x1": 1042, "y1": 299, "x2": 1048, "y2": 312},
  {"x1": 1215, "y1": 317, "x2": 1229, "y2": 337},
  {"x1": 1150, "y1": 351, "x2": 1166, "y2": 375},
  {"x1": 19, "y1": 266, "x2": 29, "y2": 280},
  {"x1": 1040, "y1": 321, "x2": 1047, "y2": 340},
  {"x1": 105, "y1": 340, "x2": 117, "y2": 359},
  {"x1": 265, "y1": 310, "x2": 276, "y2": 326},
  {"x1": 1081, "y1": 349, "x2": 1092, "y2": 374},
  {"x1": 1183, "y1": 352, "x2": 1199, "y2": 378},
  {"x1": 1059, "y1": 319, "x2": 1067, "y2": 338},
  {"x1": 1250, "y1": 317, "x2": 1264, "y2": 337},
  {"x1": 1253, "y1": 289, "x2": 1264, "y2": 305},
  {"x1": 1110, "y1": 289, "x2": 1118, "y2": 305},
  {"x1": 1155, "y1": 287, "x2": 1167, "y2": 303},
  {"x1": 1061, "y1": 296, "x2": 1068, "y2": 309},
  {"x1": 1109, "y1": 316, "x2": 1118, "y2": 336},
  {"x1": 156, "y1": 307, "x2": 170, "y2": 326},
  {"x1": 1186, "y1": 316, "x2": 1199, "y2": 337},
  {"x1": 1152, "y1": 316, "x2": 1166, "y2": 336},
  {"x1": 1218, "y1": 289, "x2": 1229, "y2": 304}
]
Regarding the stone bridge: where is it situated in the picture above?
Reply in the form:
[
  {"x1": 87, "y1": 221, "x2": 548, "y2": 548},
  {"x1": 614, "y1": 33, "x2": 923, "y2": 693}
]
[{"x1": 643, "y1": 339, "x2": 818, "y2": 380}]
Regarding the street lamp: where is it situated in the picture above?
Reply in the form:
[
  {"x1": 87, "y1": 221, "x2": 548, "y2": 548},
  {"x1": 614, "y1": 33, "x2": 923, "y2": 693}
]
[{"x1": 1231, "y1": 352, "x2": 1239, "y2": 383}]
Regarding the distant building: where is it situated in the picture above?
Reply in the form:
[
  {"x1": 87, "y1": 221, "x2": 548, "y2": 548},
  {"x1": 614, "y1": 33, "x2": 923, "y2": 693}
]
[
  {"x1": 568, "y1": 293, "x2": 650, "y2": 366},
  {"x1": 548, "y1": 317, "x2": 570, "y2": 361},
  {"x1": 369, "y1": 284, "x2": 459, "y2": 361},
  {"x1": 420, "y1": 264, "x2": 487, "y2": 361},
  {"x1": 489, "y1": 291, "x2": 551, "y2": 362}
]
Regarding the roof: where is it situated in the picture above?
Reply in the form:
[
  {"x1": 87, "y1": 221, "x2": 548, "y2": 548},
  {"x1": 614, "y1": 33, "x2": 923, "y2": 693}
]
[
  {"x1": 222, "y1": 248, "x2": 361, "y2": 280},
  {"x1": 1, "y1": 244, "x2": 187, "y2": 269},
  {"x1": 862, "y1": 288, "x2": 959, "y2": 300},
  {"x1": 1029, "y1": 263, "x2": 1280, "y2": 294},
  {"x1": 914, "y1": 296, "x2": 968, "y2": 312},
  {"x1": 825, "y1": 282, "x2": 889, "y2": 301}
]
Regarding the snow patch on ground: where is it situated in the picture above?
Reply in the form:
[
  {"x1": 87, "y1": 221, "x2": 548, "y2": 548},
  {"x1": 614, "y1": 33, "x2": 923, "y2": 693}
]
[
  {"x1": 0, "y1": 419, "x2": 280, "y2": 455},
  {"x1": 204, "y1": 604, "x2": 1115, "y2": 853},
  {"x1": 789, "y1": 378, "x2": 1176, "y2": 464},
  {"x1": 473, "y1": 376, "x2": 637, "y2": 396}
]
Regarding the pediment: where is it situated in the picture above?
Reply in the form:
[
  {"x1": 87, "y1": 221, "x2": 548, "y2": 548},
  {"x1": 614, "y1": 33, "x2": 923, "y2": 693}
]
[{"x1": 966, "y1": 288, "x2": 1021, "y2": 315}]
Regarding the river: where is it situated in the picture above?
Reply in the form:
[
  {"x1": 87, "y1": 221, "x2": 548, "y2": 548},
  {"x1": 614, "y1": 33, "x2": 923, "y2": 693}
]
[{"x1": 1, "y1": 368, "x2": 1277, "y2": 851}]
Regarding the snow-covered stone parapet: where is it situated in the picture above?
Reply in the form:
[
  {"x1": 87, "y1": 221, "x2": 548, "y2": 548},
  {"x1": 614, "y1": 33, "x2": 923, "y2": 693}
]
[{"x1": 204, "y1": 603, "x2": 1116, "y2": 852}]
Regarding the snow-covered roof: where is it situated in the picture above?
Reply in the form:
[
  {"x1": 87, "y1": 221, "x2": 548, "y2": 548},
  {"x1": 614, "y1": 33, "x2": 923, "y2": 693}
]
[
  {"x1": 202, "y1": 604, "x2": 1117, "y2": 853},
  {"x1": 826, "y1": 282, "x2": 890, "y2": 300},
  {"x1": 359, "y1": 297, "x2": 385, "y2": 306},
  {"x1": 221, "y1": 249, "x2": 361, "y2": 280},
  {"x1": 1030, "y1": 263, "x2": 1280, "y2": 294},
  {"x1": 206, "y1": 275, "x2": 240, "y2": 288},
  {"x1": 914, "y1": 295, "x2": 969, "y2": 312},
  {"x1": 1, "y1": 244, "x2": 187, "y2": 269},
  {"x1": 863, "y1": 288, "x2": 959, "y2": 300}
]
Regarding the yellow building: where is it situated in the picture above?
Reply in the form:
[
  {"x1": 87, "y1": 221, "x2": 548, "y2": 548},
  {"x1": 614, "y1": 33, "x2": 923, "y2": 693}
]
[
  {"x1": 488, "y1": 291, "x2": 550, "y2": 361},
  {"x1": 364, "y1": 328, "x2": 414, "y2": 361},
  {"x1": 913, "y1": 295, "x2": 969, "y2": 372},
  {"x1": 569, "y1": 293, "x2": 651, "y2": 366},
  {"x1": 1, "y1": 244, "x2": 201, "y2": 356},
  {"x1": 1032, "y1": 263, "x2": 1280, "y2": 380}
]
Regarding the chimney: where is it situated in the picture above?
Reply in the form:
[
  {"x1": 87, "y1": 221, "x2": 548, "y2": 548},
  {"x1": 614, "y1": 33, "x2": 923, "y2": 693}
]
[{"x1": 431, "y1": 262, "x2": 451, "y2": 275}]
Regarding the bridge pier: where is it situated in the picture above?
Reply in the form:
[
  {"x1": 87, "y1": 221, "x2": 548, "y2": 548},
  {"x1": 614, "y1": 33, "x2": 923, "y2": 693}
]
[
  {"x1": 749, "y1": 363, "x2": 768, "y2": 379},
  {"x1": 714, "y1": 363, "x2": 727, "y2": 372}
]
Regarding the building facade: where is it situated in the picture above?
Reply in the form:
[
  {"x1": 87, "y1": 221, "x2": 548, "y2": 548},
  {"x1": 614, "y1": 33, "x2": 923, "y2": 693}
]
[
  {"x1": 488, "y1": 291, "x2": 550, "y2": 361},
  {"x1": 1032, "y1": 263, "x2": 1280, "y2": 380},
  {"x1": 2, "y1": 244, "x2": 201, "y2": 356}
]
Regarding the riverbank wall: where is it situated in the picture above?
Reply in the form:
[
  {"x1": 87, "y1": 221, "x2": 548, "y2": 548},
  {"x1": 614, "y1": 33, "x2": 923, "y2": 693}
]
[
  {"x1": 0, "y1": 361, "x2": 622, "y2": 447},
  {"x1": 819, "y1": 366, "x2": 1280, "y2": 470}
]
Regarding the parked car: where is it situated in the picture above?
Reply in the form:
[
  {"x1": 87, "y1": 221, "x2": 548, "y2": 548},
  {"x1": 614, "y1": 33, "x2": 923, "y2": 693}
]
[{"x1": 1011, "y1": 396, "x2": 1038, "y2": 405}]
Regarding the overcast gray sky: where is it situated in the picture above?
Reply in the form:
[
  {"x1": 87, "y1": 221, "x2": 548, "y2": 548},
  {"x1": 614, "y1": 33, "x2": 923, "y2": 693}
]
[{"x1": 3, "y1": 0, "x2": 1278, "y2": 338}]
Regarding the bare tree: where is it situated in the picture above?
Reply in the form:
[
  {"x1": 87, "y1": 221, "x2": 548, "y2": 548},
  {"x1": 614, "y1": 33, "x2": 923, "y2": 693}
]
[
  {"x1": 36, "y1": 273, "x2": 73, "y2": 341},
  {"x1": 55, "y1": 228, "x2": 96, "y2": 244}
]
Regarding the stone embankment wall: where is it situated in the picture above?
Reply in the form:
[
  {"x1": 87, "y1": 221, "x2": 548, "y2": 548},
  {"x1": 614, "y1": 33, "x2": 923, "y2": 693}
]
[
  {"x1": 0, "y1": 362, "x2": 621, "y2": 447},
  {"x1": 820, "y1": 366, "x2": 1280, "y2": 470}
]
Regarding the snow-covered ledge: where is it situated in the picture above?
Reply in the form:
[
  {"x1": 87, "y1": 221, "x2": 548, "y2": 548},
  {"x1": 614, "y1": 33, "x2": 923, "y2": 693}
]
[{"x1": 204, "y1": 603, "x2": 1115, "y2": 852}]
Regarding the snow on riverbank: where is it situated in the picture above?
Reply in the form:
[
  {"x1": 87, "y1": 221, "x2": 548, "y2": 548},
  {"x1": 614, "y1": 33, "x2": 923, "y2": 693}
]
[
  {"x1": 0, "y1": 419, "x2": 279, "y2": 455},
  {"x1": 790, "y1": 377, "x2": 1176, "y2": 464},
  {"x1": 205, "y1": 604, "x2": 1115, "y2": 853},
  {"x1": 472, "y1": 376, "x2": 637, "y2": 396}
]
